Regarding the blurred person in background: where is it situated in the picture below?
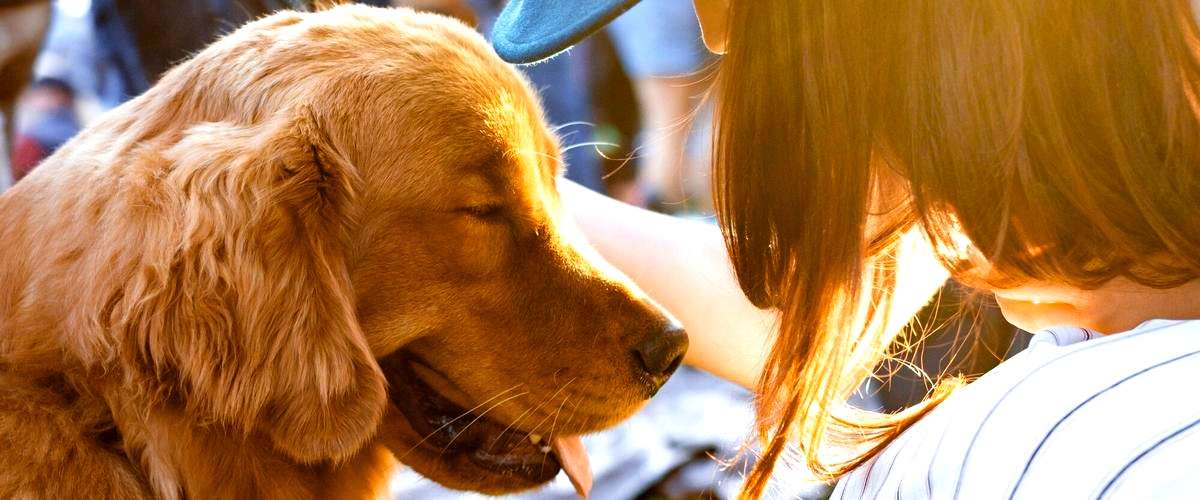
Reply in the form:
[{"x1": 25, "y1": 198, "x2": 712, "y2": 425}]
[
  {"x1": 93, "y1": 0, "x2": 390, "y2": 99},
  {"x1": 7, "y1": 0, "x2": 395, "y2": 182},
  {"x1": 10, "y1": 0, "x2": 106, "y2": 181},
  {"x1": 606, "y1": 0, "x2": 711, "y2": 214},
  {"x1": 9, "y1": 77, "x2": 77, "y2": 181},
  {"x1": 470, "y1": 0, "x2": 714, "y2": 205},
  {"x1": 0, "y1": 0, "x2": 52, "y2": 190}
]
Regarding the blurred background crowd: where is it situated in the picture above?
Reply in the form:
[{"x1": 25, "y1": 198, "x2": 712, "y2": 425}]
[
  {"x1": 0, "y1": 1, "x2": 1022, "y2": 498},
  {"x1": 0, "y1": 0, "x2": 717, "y2": 218}
]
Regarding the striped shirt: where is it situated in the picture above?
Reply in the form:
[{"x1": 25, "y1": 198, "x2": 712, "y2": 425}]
[{"x1": 832, "y1": 319, "x2": 1200, "y2": 499}]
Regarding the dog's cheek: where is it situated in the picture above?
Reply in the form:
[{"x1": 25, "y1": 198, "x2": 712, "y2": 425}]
[
  {"x1": 446, "y1": 220, "x2": 512, "y2": 278},
  {"x1": 357, "y1": 309, "x2": 433, "y2": 357}
]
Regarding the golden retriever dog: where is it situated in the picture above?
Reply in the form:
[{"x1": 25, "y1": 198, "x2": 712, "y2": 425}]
[{"x1": 0, "y1": 5, "x2": 686, "y2": 498}]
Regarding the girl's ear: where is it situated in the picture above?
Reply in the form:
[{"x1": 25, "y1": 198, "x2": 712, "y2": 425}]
[
  {"x1": 116, "y1": 106, "x2": 385, "y2": 463},
  {"x1": 694, "y1": 0, "x2": 730, "y2": 54}
]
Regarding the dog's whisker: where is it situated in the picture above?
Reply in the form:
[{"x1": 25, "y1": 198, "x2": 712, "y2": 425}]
[
  {"x1": 523, "y1": 377, "x2": 578, "y2": 441},
  {"x1": 594, "y1": 102, "x2": 708, "y2": 183},
  {"x1": 437, "y1": 390, "x2": 530, "y2": 455},
  {"x1": 561, "y1": 394, "x2": 585, "y2": 434},
  {"x1": 549, "y1": 392, "x2": 570, "y2": 436},
  {"x1": 538, "y1": 387, "x2": 575, "y2": 469},
  {"x1": 514, "y1": 147, "x2": 562, "y2": 164},
  {"x1": 560, "y1": 141, "x2": 618, "y2": 154},
  {"x1": 561, "y1": 390, "x2": 585, "y2": 434},
  {"x1": 545, "y1": 397, "x2": 586, "y2": 471},
  {"x1": 397, "y1": 384, "x2": 523, "y2": 461},
  {"x1": 599, "y1": 146, "x2": 645, "y2": 180},
  {"x1": 524, "y1": 404, "x2": 561, "y2": 440},
  {"x1": 557, "y1": 130, "x2": 582, "y2": 142},
  {"x1": 550, "y1": 121, "x2": 596, "y2": 133},
  {"x1": 489, "y1": 377, "x2": 577, "y2": 452},
  {"x1": 487, "y1": 405, "x2": 537, "y2": 453},
  {"x1": 514, "y1": 140, "x2": 621, "y2": 167},
  {"x1": 559, "y1": 391, "x2": 584, "y2": 426}
]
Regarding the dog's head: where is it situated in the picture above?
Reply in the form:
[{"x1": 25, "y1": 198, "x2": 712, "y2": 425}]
[
  {"x1": 139, "y1": 6, "x2": 685, "y2": 493},
  {"x1": 328, "y1": 10, "x2": 687, "y2": 493}
]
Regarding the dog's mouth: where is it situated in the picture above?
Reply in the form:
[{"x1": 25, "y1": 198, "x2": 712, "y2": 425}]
[{"x1": 385, "y1": 353, "x2": 593, "y2": 496}]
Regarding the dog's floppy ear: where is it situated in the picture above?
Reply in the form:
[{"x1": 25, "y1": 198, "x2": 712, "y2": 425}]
[{"x1": 118, "y1": 107, "x2": 385, "y2": 463}]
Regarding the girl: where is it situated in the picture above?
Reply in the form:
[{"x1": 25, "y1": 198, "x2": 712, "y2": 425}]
[{"x1": 494, "y1": 0, "x2": 1200, "y2": 497}]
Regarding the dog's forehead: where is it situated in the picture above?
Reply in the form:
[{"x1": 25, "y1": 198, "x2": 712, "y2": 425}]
[
  {"x1": 345, "y1": 81, "x2": 560, "y2": 214},
  {"x1": 269, "y1": 6, "x2": 563, "y2": 203},
  {"x1": 480, "y1": 90, "x2": 561, "y2": 174},
  {"x1": 352, "y1": 14, "x2": 562, "y2": 179},
  {"x1": 444, "y1": 89, "x2": 559, "y2": 214}
]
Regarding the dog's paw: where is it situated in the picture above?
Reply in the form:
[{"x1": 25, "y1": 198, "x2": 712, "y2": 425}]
[{"x1": 265, "y1": 361, "x2": 388, "y2": 464}]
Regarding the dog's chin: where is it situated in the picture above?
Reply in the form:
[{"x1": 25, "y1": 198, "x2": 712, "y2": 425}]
[{"x1": 379, "y1": 353, "x2": 569, "y2": 495}]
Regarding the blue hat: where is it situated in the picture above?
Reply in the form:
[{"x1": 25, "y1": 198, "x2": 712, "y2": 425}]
[{"x1": 492, "y1": 0, "x2": 643, "y2": 64}]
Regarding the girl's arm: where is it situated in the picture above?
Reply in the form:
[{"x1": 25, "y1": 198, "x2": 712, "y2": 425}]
[
  {"x1": 560, "y1": 180, "x2": 774, "y2": 388},
  {"x1": 559, "y1": 180, "x2": 949, "y2": 389}
]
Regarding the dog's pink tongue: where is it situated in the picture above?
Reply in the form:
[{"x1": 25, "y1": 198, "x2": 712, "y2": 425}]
[{"x1": 551, "y1": 436, "x2": 592, "y2": 498}]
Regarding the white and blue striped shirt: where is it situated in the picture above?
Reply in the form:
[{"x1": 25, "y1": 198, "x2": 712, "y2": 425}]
[{"x1": 833, "y1": 319, "x2": 1200, "y2": 499}]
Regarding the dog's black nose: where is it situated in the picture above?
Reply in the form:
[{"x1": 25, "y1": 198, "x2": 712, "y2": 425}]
[{"x1": 633, "y1": 324, "x2": 688, "y2": 381}]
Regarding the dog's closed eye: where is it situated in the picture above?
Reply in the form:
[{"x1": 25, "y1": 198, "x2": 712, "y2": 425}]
[{"x1": 457, "y1": 203, "x2": 505, "y2": 220}]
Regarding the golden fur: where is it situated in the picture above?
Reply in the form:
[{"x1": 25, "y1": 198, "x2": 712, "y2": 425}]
[{"x1": 0, "y1": 6, "x2": 681, "y2": 498}]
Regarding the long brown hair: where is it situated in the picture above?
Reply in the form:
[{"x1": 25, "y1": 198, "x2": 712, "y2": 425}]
[{"x1": 712, "y1": 1, "x2": 1200, "y2": 497}]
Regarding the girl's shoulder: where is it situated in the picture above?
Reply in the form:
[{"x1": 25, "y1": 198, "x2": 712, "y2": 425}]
[{"x1": 833, "y1": 319, "x2": 1200, "y2": 500}]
